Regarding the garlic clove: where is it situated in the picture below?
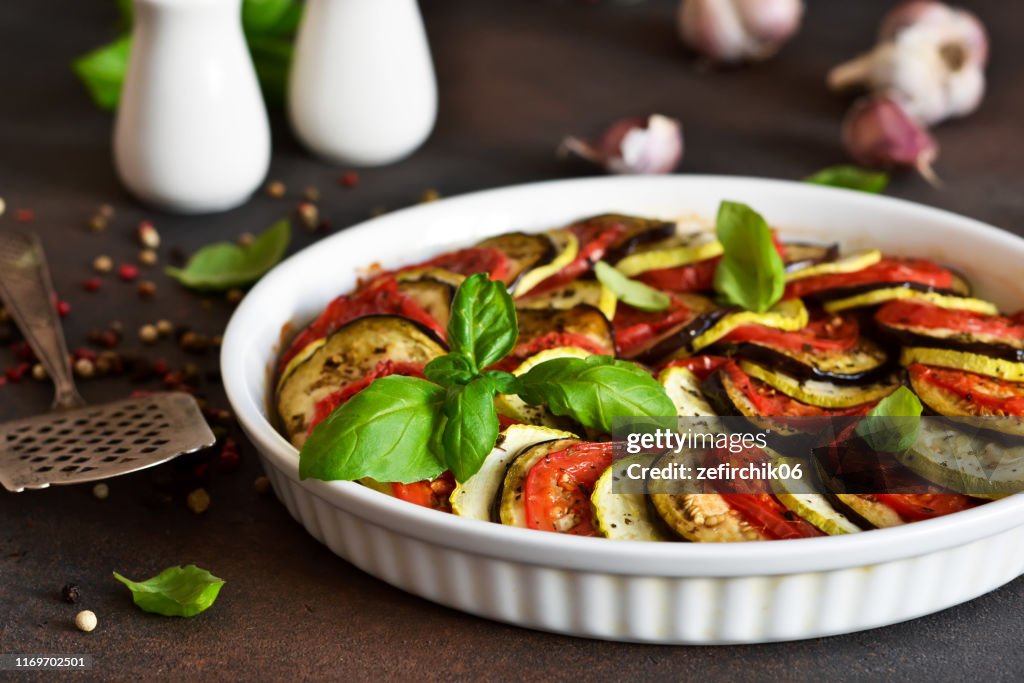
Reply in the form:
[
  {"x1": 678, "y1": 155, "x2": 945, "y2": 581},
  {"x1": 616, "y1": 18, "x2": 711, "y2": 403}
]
[
  {"x1": 841, "y1": 95, "x2": 940, "y2": 186},
  {"x1": 560, "y1": 114, "x2": 684, "y2": 175},
  {"x1": 677, "y1": 0, "x2": 804, "y2": 64},
  {"x1": 879, "y1": 1, "x2": 988, "y2": 67}
]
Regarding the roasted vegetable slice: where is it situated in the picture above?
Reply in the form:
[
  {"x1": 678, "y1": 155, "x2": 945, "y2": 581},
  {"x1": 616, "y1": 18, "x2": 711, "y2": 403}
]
[
  {"x1": 785, "y1": 257, "x2": 956, "y2": 299},
  {"x1": 507, "y1": 230, "x2": 578, "y2": 296},
  {"x1": 901, "y1": 348, "x2": 1024, "y2": 382},
  {"x1": 613, "y1": 232, "x2": 723, "y2": 277},
  {"x1": 615, "y1": 293, "x2": 717, "y2": 359},
  {"x1": 831, "y1": 494, "x2": 906, "y2": 528},
  {"x1": 477, "y1": 231, "x2": 556, "y2": 287},
  {"x1": 276, "y1": 316, "x2": 446, "y2": 445},
  {"x1": 770, "y1": 456, "x2": 864, "y2": 534},
  {"x1": 782, "y1": 242, "x2": 840, "y2": 272},
  {"x1": 738, "y1": 361, "x2": 898, "y2": 409},
  {"x1": 876, "y1": 300, "x2": 1024, "y2": 363},
  {"x1": 591, "y1": 463, "x2": 677, "y2": 541},
  {"x1": 785, "y1": 249, "x2": 881, "y2": 281},
  {"x1": 516, "y1": 279, "x2": 617, "y2": 320},
  {"x1": 651, "y1": 493, "x2": 771, "y2": 542},
  {"x1": 396, "y1": 276, "x2": 455, "y2": 329},
  {"x1": 495, "y1": 347, "x2": 592, "y2": 428},
  {"x1": 821, "y1": 286, "x2": 998, "y2": 315},
  {"x1": 514, "y1": 304, "x2": 615, "y2": 357},
  {"x1": 658, "y1": 366, "x2": 717, "y2": 417},
  {"x1": 593, "y1": 213, "x2": 678, "y2": 263},
  {"x1": 907, "y1": 364, "x2": 1024, "y2": 436}
]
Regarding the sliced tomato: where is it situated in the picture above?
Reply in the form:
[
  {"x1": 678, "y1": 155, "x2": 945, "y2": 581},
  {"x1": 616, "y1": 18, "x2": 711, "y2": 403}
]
[
  {"x1": 613, "y1": 295, "x2": 698, "y2": 357},
  {"x1": 722, "y1": 362, "x2": 875, "y2": 417},
  {"x1": 720, "y1": 494, "x2": 825, "y2": 540},
  {"x1": 721, "y1": 315, "x2": 859, "y2": 353},
  {"x1": 529, "y1": 221, "x2": 627, "y2": 294},
  {"x1": 491, "y1": 332, "x2": 610, "y2": 372},
  {"x1": 663, "y1": 355, "x2": 731, "y2": 381},
  {"x1": 636, "y1": 257, "x2": 720, "y2": 293},
  {"x1": 398, "y1": 246, "x2": 510, "y2": 282},
  {"x1": 877, "y1": 300, "x2": 1024, "y2": 342},
  {"x1": 873, "y1": 493, "x2": 976, "y2": 522},
  {"x1": 523, "y1": 442, "x2": 615, "y2": 536},
  {"x1": 279, "y1": 278, "x2": 444, "y2": 373},
  {"x1": 392, "y1": 472, "x2": 456, "y2": 512},
  {"x1": 307, "y1": 360, "x2": 426, "y2": 434},
  {"x1": 785, "y1": 258, "x2": 954, "y2": 299},
  {"x1": 498, "y1": 414, "x2": 524, "y2": 429},
  {"x1": 908, "y1": 364, "x2": 1024, "y2": 416}
]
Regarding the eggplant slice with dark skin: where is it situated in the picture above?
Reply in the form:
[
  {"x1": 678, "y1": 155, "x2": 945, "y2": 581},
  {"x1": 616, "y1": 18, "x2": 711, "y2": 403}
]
[
  {"x1": 477, "y1": 231, "x2": 557, "y2": 287},
  {"x1": 577, "y1": 213, "x2": 678, "y2": 264},
  {"x1": 713, "y1": 337, "x2": 891, "y2": 384},
  {"x1": 396, "y1": 276, "x2": 456, "y2": 329},
  {"x1": 782, "y1": 242, "x2": 840, "y2": 273},
  {"x1": 876, "y1": 301, "x2": 1024, "y2": 364},
  {"x1": 515, "y1": 304, "x2": 616, "y2": 354}
]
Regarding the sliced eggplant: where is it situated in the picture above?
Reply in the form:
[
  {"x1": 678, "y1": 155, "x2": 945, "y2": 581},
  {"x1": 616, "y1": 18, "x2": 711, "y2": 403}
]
[
  {"x1": 515, "y1": 304, "x2": 615, "y2": 354},
  {"x1": 832, "y1": 494, "x2": 906, "y2": 528},
  {"x1": 650, "y1": 493, "x2": 771, "y2": 542},
  {"x1": 591, "y1": 462, "x2": 678, "y2": 541},
  {"x1": 814, "y1": 283, "x2": 999, "y2": 315},
  {"x1": 477, "y1": 231, "x2": 556, "y2": 287},
  {"x1": 396, "y1": 277, "x2": 455, "y2": 328},
  {"x1": 451, "y1": 425, "x2": 577, "y2": 521},
  {"x1": 511, "y1": 229, "x2": 579, "y2": 296},
  {"x1": 901, "y1": 347, "x2": 1024, "y2": 383},
  {"x1": 721, "y1": 336, "x2": 889, "y2": 384},
  {"x1": 738, "y1": 360, "x2": 898, "y2": 409},
  {"x1": 495, "y1": 347, "x2": 592, "y2": 428},
  {"x1": 499, "y1": 437, "x2": 581, "y2": 527},
  {"x1": 276, "y1": 315, "x2": 446, "y2": 445},
  {"x1": 785, "y1": 249, "x2": 881, "y2": 281},
  {"x1": 620, "y1": 294, "x2": 719, "y2": 361},
  {"x1": 907, "y1": 365, "x2": 1024, "y2": 437},
  {"x1": 782, "y1": 242, "x2": 840, "y2": 273},
  {"x1": 394, "y1": 267, "x2": 465, "y2": 288},
  {"x1": 584, "y1": 213, "x2": 678, "y2": 264},
  {"x1": 613, "y1": 232, "x2": 723, "y2": 277},
  {"x1": 516, "y1": 279, "x2": 617, "y2": 320},
  {"x1": 876, "y1": 301, "x2": 1024, "y2": 364}
]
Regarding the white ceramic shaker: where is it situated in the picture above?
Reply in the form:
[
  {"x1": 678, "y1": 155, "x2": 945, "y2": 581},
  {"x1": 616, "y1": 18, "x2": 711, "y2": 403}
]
[
  {"x1": 288, "y1": 0, "x2": 437, "y2": 166},
  {"x1": 114, "y1": 0, "x2": 271, "y2": 214}
]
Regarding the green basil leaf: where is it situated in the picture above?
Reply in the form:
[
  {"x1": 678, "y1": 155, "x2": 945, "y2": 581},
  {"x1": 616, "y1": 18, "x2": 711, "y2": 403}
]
[
  {"x1": 713, "y1": 201, "x2": 785, "y2": 313},
  {"x1": 516, "y1": 355, "x2": 675, "y2": 433},
  {"x1": 806, "y1": 165, "x2": 889, "y2": 193},
  {"x1": 424, "y1": 354, "x2": 476, "y2": 387},
  {"x1": 166, "y1": 219, "x2": 291, "y2": 290},
  {"x1": 113, "y1": 565, "x2": 225, "y2": 617},
  {"x1": 856, "y1": 386, "x2": 923, "y2": 453},
  {"x1": 447, "y1": 273, "x2": 517, "y2": 373},
  {"x1": 440, "y1": 377, "x2": 502, "y2": 482},
  {"x1": 299, "y1": 375, "x2": 446, "y2": 484},
  {"x1": 71, "y1": 35, "x2": 131, "y2": 111},
  {"x1": 594, "y1": 261, "x2": 670, "y2": 312},
  {"x1": 479, "y1": 370, "x2": 522, "y2": 396},
  {"x1": 242, "y1": 0, "x2": 294, "y2": 34}
]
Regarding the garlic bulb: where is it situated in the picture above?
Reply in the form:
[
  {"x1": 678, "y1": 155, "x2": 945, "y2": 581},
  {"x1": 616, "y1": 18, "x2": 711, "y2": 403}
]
[
  {"x1": 560, "y1": 114, "x2": 684, "y2": 175},
  {"x1": 677, "y1": 0, "x2": 804, "y2": 64},
  {"x1": 828, "y1": 2, "x2": 988, "y2": 125},
  {"x1": 842, "y1": 95, "x2": 940, "y2": 185}
]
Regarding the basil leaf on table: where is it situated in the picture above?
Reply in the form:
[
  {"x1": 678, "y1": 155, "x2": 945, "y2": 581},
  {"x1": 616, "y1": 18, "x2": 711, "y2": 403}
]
[
  {"x1": 300, "y1": 375, "x2": 446, "y2": 484},
  {"x1": 516, "y1": 355, "x2": 675, "y2": 433},
  {"x1": 806, "y1": 165, "x2": 889, "y2": 194},
  {"x1": 594, "y1": 261, "x2": 670, "y2": 312},
  {"x1": 113, "y1": 565, "x2": 225, "y2": 617},
  {"x1": 856, "y1": 386, "x2": 923, "y2": 453},
  {"x1": 446, "y1": 273, "x2": 518, "y2": 373},
  {"x1": 71, "y1": 35, "x2": 132, "y2": 110},
  {"x1": 166, "y1": 219, "x2": 291, "y2": 290},
  {"x1": 439, "y1": 377, "x2": 503, "y2": 482},
  {"x1": 713, "y1": 200, "x2": 785, "y2": 313}
]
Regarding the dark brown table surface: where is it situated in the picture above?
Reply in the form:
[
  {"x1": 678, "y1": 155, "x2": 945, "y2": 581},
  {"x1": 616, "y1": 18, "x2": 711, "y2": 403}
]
[{"x1": 2, "y1": 0, "x2": 1023, "y2": 680}]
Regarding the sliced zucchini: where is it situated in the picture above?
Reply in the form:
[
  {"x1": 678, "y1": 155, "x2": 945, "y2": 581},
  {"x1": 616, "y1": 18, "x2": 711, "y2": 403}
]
[
  {"x1": 276, "y1": 315, "x2": 446, "y2": 445},
  {"x1": 782, "y1": 242, "x2": 840, "y2": 272},
  {"x1": 613, "y1": 232, "x2": 723, "y2": 277},
  {"x1": 723, "y1": 336, "x2": 889, "y2": 384},
  {"x1": 738, "y1": 360, "x2": 898, "y2": 408},
  {"x1": 823, "y1": 287, "x2": 999, "y2": 315},
  {"x1": 516, "y1": 279, "x2": 617, "y2": 320},
  {"x1": 650, "y1": 493, "x2": 771, "y2": 542},
  {"x1": 771, "y1": 456, "x2": 863, "y2": 534},
  {"x1": 908, "y1": 367, "x2": 1024, "y2": 437},
  {"x1": 591, "y1": 462, "x2": 677, "y2": 541},
  {"x1": 895, "y1": 421, "x2": 1024, "y2": 496},
  {"x1": 495, "y1": 347, "x2": 592, "y2": 427},
  {"x1": 499, "y1": 438, "x2": 581, "y2": 527},
  {"x1": 901, "y1": 347, "x2": 1024, "y2": 383},
  {"x1": 657, "y1": 366, "x2": 717, "y2": 417},
  {"x1": 511, "y1": 229, "x2": 579, "y2": 297},
  {"x1": 276, "y1": 337, "x2": 327, "y2": 392},
  {"x1": 785, "y1": 249, "x2": 881, "y2": 282},
  {"x1": 832, "y1": 494, "x2": 905, "y2": 528},
  {"x1": 396, "y1": 277, "x2": 455, "y2": 328},
  {"x1": 477, "y1": 231, "x2": 556, "y2": 287},
  {"x1": 516, "y1": 304, "x2": 615, "y2": 354},
  {"x1": 689, "y1": 300, "x2": 809, "y2": 355},
  {"x1": 451, "y1": 425, "x2": 577, "y2": 521}
]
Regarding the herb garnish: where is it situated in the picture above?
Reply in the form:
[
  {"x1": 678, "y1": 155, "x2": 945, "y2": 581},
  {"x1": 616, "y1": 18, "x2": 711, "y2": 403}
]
[
  {"x1": 299, "y1": 273, "x2": 674, "y2": 484},
  {"x1": 856, "y1": 386, "x2": 923, "y2": 453},
  {"x1": 166, "y1": 219, "x2": 291, "y2": 290},
  {"x1": 713, "y1": 201, "x2": 786, "y2": 313},
  {"x1": 594, "y1": 261, "x2": 670, "y2": 312},
  {"x1": 805, "y1": 165, "x2": 889, "y2": 194},
  {"x1": 113, "y1": 565, "x2": 225, "y2": 617}
]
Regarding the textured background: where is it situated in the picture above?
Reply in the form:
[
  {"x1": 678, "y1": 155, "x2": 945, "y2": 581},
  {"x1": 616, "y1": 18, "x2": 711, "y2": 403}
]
[{"x1": 1, "y1": 0, "x2": 1022, "y2": 680}]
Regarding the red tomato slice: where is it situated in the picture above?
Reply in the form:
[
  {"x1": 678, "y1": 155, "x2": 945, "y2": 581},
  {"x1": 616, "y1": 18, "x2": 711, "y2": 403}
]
[
  {"x1": 720, "y1": 494, "x2": 825, "y2": 540},
  {"x1": 908, "y1": 364, "x2": 1024, "y2": 416},
  {"x1": 873, "y1": 493, "x2": 976, "y2": 522},
  {"x1": 662, "y1": 355, "x2": 731, "y2": 381},
  {"x1": 279, "y1": 278, "x2": 444, "y2": 373},
  {"x1": 785, "y1": 258, "x2": 954, "y2": 299},
  {"x1": 877, "y1": 300, "x2": 1024, "y2": 342},
  {"x1": 636, "y1": 257, "x2": 719, "y2": 293},
  {"x1": 523, "y1": 442, "x2": 615, "y2": 536},
  {"x1": 530, "y1": 221, "x2": 627, "y2": 294},
  {"x1": 613, "y1": 295, "x2": 697, "y2": 357},
  {"x1": 490, "y1": 332, "x2": 610, "y2": 372},
  {"x1": 307, "y1": 360, "x2": 426, "y2": 434},
  {"x1": 721, "y1": 315, "x2": 859, "y2": 353},
  {"x1": 392, "y1": 472, "x2": 456, "y2": 512},
  {"x1": 397, "y1": 246, "x2": 511, "y2": 282},
  {"x1": 722, "y1": 362, "x2": 875, "y2": 417}
]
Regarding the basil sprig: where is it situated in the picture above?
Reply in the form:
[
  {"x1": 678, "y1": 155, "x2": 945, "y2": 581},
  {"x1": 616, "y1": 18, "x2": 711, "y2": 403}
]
[
  {"x1": 713, "y1": 201, "x2": 786, "y2": 313},
  {"x1": 856, "y1": 386, "x2": 923, "y2": 453},
  {"x1": 166, "y1": 219, "x2": 291, "y2": 290},
  {"x1": 300, "y1": 272, "x2": 675, "y2": 484},
  {"x1": 594, "y1": 261, "x2": 670, "y2": 312},
  {"x1": 806, "y1": 165, "x2": 889, "y2": 194}
]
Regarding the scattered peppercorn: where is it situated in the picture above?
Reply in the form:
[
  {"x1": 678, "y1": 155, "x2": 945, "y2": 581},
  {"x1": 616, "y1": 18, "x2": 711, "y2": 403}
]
[
  {"x1": 137, "y1": 280, "x2": 157, "y2": 299},
  {"x1": 420, "y1": 188, "x2": 441, "y2": 203},
  {"x1": 155, "y1": 319, "x2": 174, "y2": 336},
  {"x1": 87, "y1": 214, "x2": 107, "y2": 232},
  {"x1": 139, "y1": 249, "x2": 158, "y2": 266},
  {"x1": 74, "y1": 358, "x2": 95, "y2": 378},
  {"x1": 61, "y1": 583, "x2": 80, "y2": 604},
  {"x1": 92, "y1": 482, "x2": 109, "y2": 500},
  {"x1": 339, "y1": 170, "x2": 359, "y2": 188},
  {"x1": 82, "y1": 277, "x2": 102, "y2": 292},
  {"x1": 237, "y1": 232, "x2": 255, "y2": 247},
  {"x1": 137, "y1": 220, "x2": 160, "y2": 248},
  {"x1": 56, "y1": 300, "x2": 71, "y2": 317},
  {"x1": 186, "y1": 488, "x2": 210, "y2": 514},
  {"x1": 31, "y1": 364, "x2": 47, "y2": 381},
  {"x1": 75, "y1": 610, "x2": 97, "y2": 633},
  {"x1": 302, "y1": 186, "x2": 321, "y2": 202},
  {"x1": 15, "y1": 208, "x2": 35, "y2": 223},
  {"x1": 226, "y1": 288, "x2": 244, "y2": 304},
  {"x1": 118, "y1": 264, "x2": 139, "y2": 281},
  {"x1": 139, "y1": 324, "x2": 158, "y2": 344},
  {"x1": 254, "y1": 476, "x2": 271, "y2": 494},
  {"x1": 296, "y1": 201, "x2": 319, "y2": 230},
  {"x1": 92, "y1": 255, "x2": 113, "y2": 273},
  {"x1": 266, "y1": 180, "x2": 286, "y2": 198}
]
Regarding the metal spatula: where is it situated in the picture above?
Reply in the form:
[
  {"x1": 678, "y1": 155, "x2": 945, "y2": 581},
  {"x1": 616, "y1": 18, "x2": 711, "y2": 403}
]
[{"x1": 0, "y1": 230, "x2": 215, "y2": 492}]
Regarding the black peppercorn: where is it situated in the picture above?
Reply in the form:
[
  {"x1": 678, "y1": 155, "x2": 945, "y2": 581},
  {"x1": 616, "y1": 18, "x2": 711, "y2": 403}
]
[{"x1": 61, "y1": 583, "x2": 80, "y2": 604}]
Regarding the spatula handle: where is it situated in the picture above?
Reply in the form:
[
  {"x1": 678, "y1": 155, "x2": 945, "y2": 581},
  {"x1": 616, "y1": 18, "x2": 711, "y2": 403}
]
[{"x1": 0, "y1": 230, "x2": 84, "y2": 410}]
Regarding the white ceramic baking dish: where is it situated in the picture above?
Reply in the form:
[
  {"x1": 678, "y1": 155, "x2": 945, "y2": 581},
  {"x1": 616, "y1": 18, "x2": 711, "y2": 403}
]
[{"x1": 221, "y1": 176, "x2": 1024, "y2": 644}]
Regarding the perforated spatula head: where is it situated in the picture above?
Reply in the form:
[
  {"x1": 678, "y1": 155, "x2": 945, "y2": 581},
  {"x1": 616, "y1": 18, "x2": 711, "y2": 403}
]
[{"x1": 0, "y1": 230, "x2": 215, "y2": 492}]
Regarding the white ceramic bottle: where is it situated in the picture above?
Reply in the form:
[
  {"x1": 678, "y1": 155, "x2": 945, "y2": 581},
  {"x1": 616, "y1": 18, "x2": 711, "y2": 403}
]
[
  {"x1": 288, "y1": 0, "x2": 437, "y2": 166},
  {"x1": 114, "y1": 0, "x2": 271, "y2": 214}
]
